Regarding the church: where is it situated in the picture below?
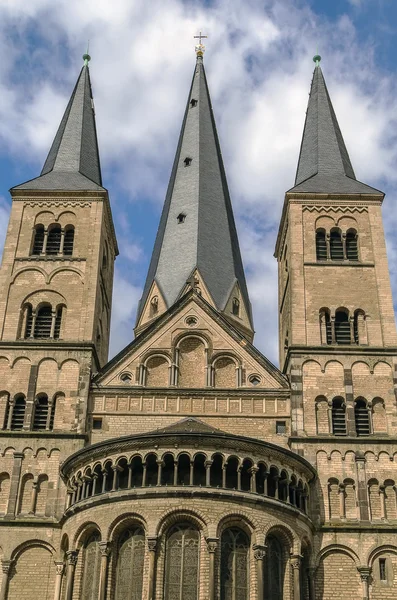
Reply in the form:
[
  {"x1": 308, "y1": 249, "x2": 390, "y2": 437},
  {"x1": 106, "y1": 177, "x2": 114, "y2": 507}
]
[{"x1": 0, "y1": 39, "x2": 396, "y2": 600}]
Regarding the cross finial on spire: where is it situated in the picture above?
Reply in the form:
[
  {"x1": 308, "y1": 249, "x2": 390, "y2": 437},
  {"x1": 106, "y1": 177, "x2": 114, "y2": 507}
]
[{"x1": 194, "y1": 31, "x2": 207, "y2": 57}]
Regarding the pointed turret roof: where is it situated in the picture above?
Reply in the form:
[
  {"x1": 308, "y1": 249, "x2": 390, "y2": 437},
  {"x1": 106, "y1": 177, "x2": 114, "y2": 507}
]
[
  {"x1": 14, "y1": 57, "x2": 104, "y2": 192},
  {"x1": 288, "y1": 58, "x2": 382, "y2": 195},
  {"x1": 136, "y1": 50, "x2": 253, "y2": 330}
]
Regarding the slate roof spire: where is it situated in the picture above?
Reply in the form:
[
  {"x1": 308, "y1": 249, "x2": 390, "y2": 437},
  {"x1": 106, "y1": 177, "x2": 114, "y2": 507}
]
[
  {"x1": 289, "y1": 56, "x2": 382, "y2": 195},
  {"x1": 14, "y1": 54, "x2": 104, "y2": 191},
  {"x1": 136, "y1": 48, "x2": 253, "y2": 336}
]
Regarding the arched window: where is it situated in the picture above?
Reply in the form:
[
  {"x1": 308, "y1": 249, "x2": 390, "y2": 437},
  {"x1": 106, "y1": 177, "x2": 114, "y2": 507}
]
[
  {"x1": 220, "y1": 527, "x2": 249, "y2": 600},
  {"x1": 164, "y1": 524, "x2": 199, "y2": 600},
  {"x1": 115, "y1": 527, "x2": 145, "y2": 600},
  {"x1": 34, "y1": 305, "x2": 52, "y2": 338},
  {"x1": 33, "y1": 394, "x2": 49, "y2": 430},
  {"x1": 265, "y1": 536, "x2": 284, "y2": 600},
  {"x1": 332, "y1": 397, "x2": 346, "y2": 435},
  {"x1": 330, "y1": 229, "x2": 343, "y2": 260},
  {"x1": 334, "y1": 310, "x2": 351, "y2": 344},
  {"x1": 11, "y1": 394, "x2": 26, "y2": 430},
  {"x1": 346, "y1": 230, "x2": 358, "y2": 260},
  {"x1": 32, "y1": 225, "x2": 45, "y2": 255},
  {"x1": 46, "y1": 225, "x2": 62, "y2": 255},
  {"x1": 354, "y1": 398, "x2": 370, "y2": 436},
  {"x1": 232, "y1": 298, "x2": 240, "y2": 316},
  {"x1": 81, "y1": 532, "x2": 101, "y2": 600},
  {"x1": 63, "y1": 226, "x2": 74, "y2": 255},
  {"x1": 316, "y1": 229, "x2": 327, "y2": 260}
]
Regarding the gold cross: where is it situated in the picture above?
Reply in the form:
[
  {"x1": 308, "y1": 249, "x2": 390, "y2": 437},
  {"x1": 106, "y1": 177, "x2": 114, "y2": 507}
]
[{"x1": 194, "y1": 31, "x2": 208, "y2": 45}]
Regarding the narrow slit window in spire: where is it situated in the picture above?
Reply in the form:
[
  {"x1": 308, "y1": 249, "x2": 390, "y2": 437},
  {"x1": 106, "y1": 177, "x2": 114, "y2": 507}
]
[{"x1": 183, "y1": 157, "x2": 192, "y2": 167}]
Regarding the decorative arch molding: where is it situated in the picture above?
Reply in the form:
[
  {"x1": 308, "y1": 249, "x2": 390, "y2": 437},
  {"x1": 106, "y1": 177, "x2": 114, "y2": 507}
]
[
  {"x1": 73, "y1": 521, "x2": 103, "y2": 549},
  {"x1": 12, "y1": 267, "x2": 47, "y2": 285},
  {"x1": 315, "y1": 544, "x2": 361, "y2": 568},
  {"x1": 264, "y1": 522, "x2": 297, "y2": 553},
  {"x1": 216, "y1": 511, "x2": 259, "y2": 541},
  {"x1": 107, "y1": 512, "x2": 148, "y2": 542},
  {"x1": 173, "y1": 330, "x2": 212, "y2": 352},
  {"x1": 10, "y1": 539, "x2": 56, "y2": 562},
  {"x1": 367, "y1": 544, "x2": 397, "y2": 567},
  {"x1": 141, "y1": 351, "x2": 172, "y2": 367},
  {"x1": 21, "y1": 288, "x2": 67, "y2": 305},
  {"x1": 48, "y1": 267, "x2": 84, "y2": 284},
  {"x1": 155, "y1": 508, "x2": 209, "y2": 538},
  {"x1": 211, "y1": 352, "x2": 241, "y2": 367}
]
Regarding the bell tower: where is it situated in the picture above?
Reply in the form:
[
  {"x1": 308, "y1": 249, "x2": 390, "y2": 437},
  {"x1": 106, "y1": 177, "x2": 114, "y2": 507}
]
[{"x1": 0, "y1": 54, "x2": 118, "y2": 441}]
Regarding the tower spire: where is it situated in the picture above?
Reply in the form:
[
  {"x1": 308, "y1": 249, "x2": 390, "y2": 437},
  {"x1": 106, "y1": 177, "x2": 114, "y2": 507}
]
[
  {"x1": 14, "y1": 55, "x2": 104, "y2": 191},
  {"x1": 136, "y1": 51, "x2": 253, "y2": 337},
  {"x1": 289, "y1": 58, "x2": 381, "y2": 194}
]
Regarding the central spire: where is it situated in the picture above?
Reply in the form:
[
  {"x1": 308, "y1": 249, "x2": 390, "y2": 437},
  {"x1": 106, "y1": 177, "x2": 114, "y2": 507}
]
[{"x1": 136, "y1": 49, "x2": 253, "y2": 338}]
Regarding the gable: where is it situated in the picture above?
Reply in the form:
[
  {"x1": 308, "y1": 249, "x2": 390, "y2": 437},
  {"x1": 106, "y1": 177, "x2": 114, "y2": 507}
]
[{"x1": 95, "y1": 292, "x2": 287, "y2": 390}]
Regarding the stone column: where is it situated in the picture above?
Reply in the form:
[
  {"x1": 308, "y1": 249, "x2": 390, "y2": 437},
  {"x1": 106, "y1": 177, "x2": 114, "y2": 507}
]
[
  {"x1": 250, "y1": 466, "x2": 258, "y2": 493},
  {"x1": 142, "y1": 463, "x2": 148, "y2": 487},
  {"x1": 6, "y1": 452, "x2": 24, "y2": 518},
  {"x1": 156, "y1": 461, "x2": 163, "y2": 486},
  {"x1": 98, "y1": 542, "x2": 111, "y2": 600},
  {"x1": 290, "y1": 555, "x2": 302, "y2": 600},
  {"x1": 111, "y1": 466, "x2": 120, "y2": 491},
  {"x1": 6, "y1": 399, "x2": 14, "y2": 430},
  {"x1": 358, "y1": 567, "x2": 371, "y2": 600},
  {"x1": 307, "y1": 567, "x2": 316, "y2": 600},
  {"x1": 380, "y1": 486, "x2": 386, "y2": 520},
  {"x1": 147, "y1": 537, "x2": 158, "y2": 600},
  {"x1": 205, "y1": 460, "x2": 212, "y2": 487},
  {"x1": 91, "y1": 474, "x2": 98, "y2": 497},
  {"x1": 274, "y1": 476, "x2": 280, "y2": 500},
  {"x1": 50, "y1": 309, "x2": 56, "y2": 338},
  {"x1": 222, "y1": 464, "x2": 227, "y2": 488},
  {"x1": 253, "y1": 545, "x2": 267, "y2": 600},
  {"x1": 59, "y1": 229, "x2": 65, "y2": 254},
  {"x1": 263, "y1": 473, "x2": 268, "y2": 496},
  {"x1": 127, "y1": 464, "x2": 133, "y2": 488},
  {"x1": 102, "y1": 468, "x2": 108, "y2": 493},
  {"x1": 339, "y1": 484, "x2": 346, "y2": 519},
  {"x1": 53, "y1": 562, "x2": 65, "y2": 600},
  {"x1": 29, "y1": 480, "x2": 39, "y2": 514},
  {"x1": 65, "y1": 550, "x2": 79, "y2": 600},
  {"x1": 189, "y1": 461, "x2": 194, "y2": 485},
  {"x1": 206, "y1": 538, "x2": 219, "y2": 600},
  {"x1": 0, "y1": 560, "x2": 13, "y2": 600},
  {"x1": 237, "y1": 467, "x2": 242, "y2": 490}
]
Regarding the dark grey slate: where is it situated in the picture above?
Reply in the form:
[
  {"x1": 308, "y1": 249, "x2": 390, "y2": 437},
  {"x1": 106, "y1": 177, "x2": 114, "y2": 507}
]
[
  {"x1": 137, "y1": 57, "x2": 252, "y2": 327},
  {"x1": 13, "y1": 65, "x2": 104, "y2": 191},
  {"x1": 289, "y1": 65, "x2": 382, "y2": 195}
]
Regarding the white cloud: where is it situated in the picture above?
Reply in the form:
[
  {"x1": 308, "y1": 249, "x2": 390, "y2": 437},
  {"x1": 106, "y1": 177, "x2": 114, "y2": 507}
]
[{"x1": 0, "y1": 0, "x2": 397, "y2": 366}]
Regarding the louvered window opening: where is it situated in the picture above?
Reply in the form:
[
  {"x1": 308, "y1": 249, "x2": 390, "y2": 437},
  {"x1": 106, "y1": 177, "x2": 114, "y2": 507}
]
[
  {"x1": 330, "y1": 231, "x2": 344, "y2": 260},
  {"x1": 34, "y1": 307, "x2": 52, "y2": 338},
  {"x1": 63, "y1": 228, "x2": 74, "y2": 255},
  {"x1": 11, "y1": 396, "x2": 26, "y2": 430},
  {"x1": 33, "y1": 396, "x2": 49, "y2": 430},
  {"x1": 324, "y1": 314, "x2": 332, "y2": 344},
  {"x1": 355, "y1": 400, "x2": 370, "y2": 436},
  {"x1": 346, "y1": 232, "x2": 358, "y2": 260},
  {"x1": 54, "y1": 307, "x2": 63, "y2": 339},
  {"x1": 46, "y1": 227, "x2": 62, "y2": 255},
  {"x1": 334, "y1": 313, "x2": 351, "y2": 344},
  {"x1": 24, "y1": 306, "x2": 33, "y2": 338},
  {"x1": 332, "y1": 401, "x2": 347, "y2": 436},
  {"x1": 49, "y1": 399, "x2": 56, "y2": 430},
  {"x1": 32, "y1": 226, "x2": 45, "y2": 255},
  {"x1": 316, "y1": 232, "x2": 327, "y2": 260}
]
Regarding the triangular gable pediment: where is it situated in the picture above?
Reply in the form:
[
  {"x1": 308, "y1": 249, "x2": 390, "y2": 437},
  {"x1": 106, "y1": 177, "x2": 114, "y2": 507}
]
[{"x1": 95, "y1": 291, "x2": 287, "y2": 390}]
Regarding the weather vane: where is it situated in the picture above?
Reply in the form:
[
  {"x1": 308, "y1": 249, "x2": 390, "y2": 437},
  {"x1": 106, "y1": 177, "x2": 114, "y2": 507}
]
[{"x1": 194, "y1": 31, "x2": 207, "y2": 57}]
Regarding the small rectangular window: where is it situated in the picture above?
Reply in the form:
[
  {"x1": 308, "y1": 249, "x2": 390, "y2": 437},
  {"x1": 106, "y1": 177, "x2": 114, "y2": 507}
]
[
  {"x1": 379, "y1": 558, "x2": 387, "y2": 581},
  {"x1": 93, "y1": 418, "x2": 103, "y2": 430},
  {"x1": 190, "y1": 99, "x2": 198, "y2": 107},
  {"x1": 276, "y1": 421, "x2": 286, "y2": 434}
]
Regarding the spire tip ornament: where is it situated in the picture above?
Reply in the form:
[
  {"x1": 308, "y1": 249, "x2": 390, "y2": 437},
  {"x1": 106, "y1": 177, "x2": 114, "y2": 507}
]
[
  {"x1": 313, "y1": 54, "x2": 321, "y2": 67},
  {"x1": 83, "y1": 40, "x2": 91, "y2": 66},
  {"x1": 194, "y1": 31, "x2": 207, "y2": 58}
]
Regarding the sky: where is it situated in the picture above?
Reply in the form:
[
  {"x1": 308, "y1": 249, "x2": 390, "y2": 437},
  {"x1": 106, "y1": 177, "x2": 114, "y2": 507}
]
[{"x1": 1, "y1": 0, "x2": 397, "y2": 367}]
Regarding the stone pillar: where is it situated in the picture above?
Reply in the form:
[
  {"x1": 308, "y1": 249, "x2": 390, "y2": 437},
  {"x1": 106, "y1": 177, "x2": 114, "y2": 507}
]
[
  {"x1": 102, "y1": 468, "x2": 108, "y2": 493},
  {"x1": 156, "y1": 461, "x2": 163, "y2": 486},
  {"x1": 98, "y1": 542, "x2": 111, "y2": 600},
  {"x1": 59, "y1": 228, "x2": 65, "y2": 254},
  {"x1": 358, "y1": 567, "x2": 371, "y2": 600},
  {"x1": 206, "y1": 538, "x2": 219, "y2": 600},
  {"x1": 53, "y1": 562, "x2": 65, "y2": 600},
  {"x1": 127, "y1": 465, "x2": 133, "y2": 488},
  {"x1": 307, "y1": 567, "x2": 316, "y2": 600},
  {"x1": 142, "y1": 463, "x2": 147, "y2": 487},
  {"x1": 92, "y1": 474, "x2": 98, "y2": 497},
  {"x1": 29, "y1": 480, "x2": 39, "y2": 514},
  {"x1": 205, "y1": 460, "x2": 212, "y2": 487},
  {"x1": 65, "y1": 550, "x2": 79, "y2": 600},
  {"x1": 173, "y1": 463, "x2": 178, "y2": 486},
  {"x1": 111, "y1": 466, "x2": 119, "y2": 491},
  {"x1": 222, "y1": 464, "x2": 227, "y2": 488},
  {"x1": 339, "y1": 484, "x2": 346, "y2": 519},
  {"x1": 355, "y1": 452, "x2": 370, "y2": 521},
  {"x1": 6, "y1": 399, "x2": 14, "y2": 430},
  {"x1": 290, "y1": 555, "x2": 302, "y2": 600},
  {"x1": 0, "y1": 560, "x2": 13, "y2": 600},
  {"x1": 263, "y1": 473, "x2": 268, "y2": 496},
  {"x1": 253, "y1": 545, "x2": 267, "y2": 600},
  {"x1": 380, "y1": 486, "x2": 386, "y2": 520},
  {"x1": 274, "y1": 476, "x2": 280, "y2": 500},
  {"x1": 237, "y1": 467, "x2": 242, "y2": 491},
  {"x1": 147, "y1": 537, "x2": 158, "y2": 600},
  {"x1": 250, "y1": 466, "x2": 258, "y2": 493},
  {"x1": 189, "y1": 461, "x2": 194, "y2": 485},
  {"x1": 50, "y1": 309, "x2": 56, "y2": 338}
]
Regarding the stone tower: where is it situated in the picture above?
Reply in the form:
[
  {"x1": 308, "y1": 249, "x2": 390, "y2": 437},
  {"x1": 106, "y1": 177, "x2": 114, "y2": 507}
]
[
  {"x1": 275, "y1": 56, "x2": 397, "y2": 597},
  {"x1": 0, "y1": 54, "x2": 117, "y2": 597}
]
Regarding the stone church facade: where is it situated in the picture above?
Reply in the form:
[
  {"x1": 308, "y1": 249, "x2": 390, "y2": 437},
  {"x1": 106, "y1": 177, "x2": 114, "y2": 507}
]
[{"x1": 0, "y1": 43, "x2": 396, "y2": 600}]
